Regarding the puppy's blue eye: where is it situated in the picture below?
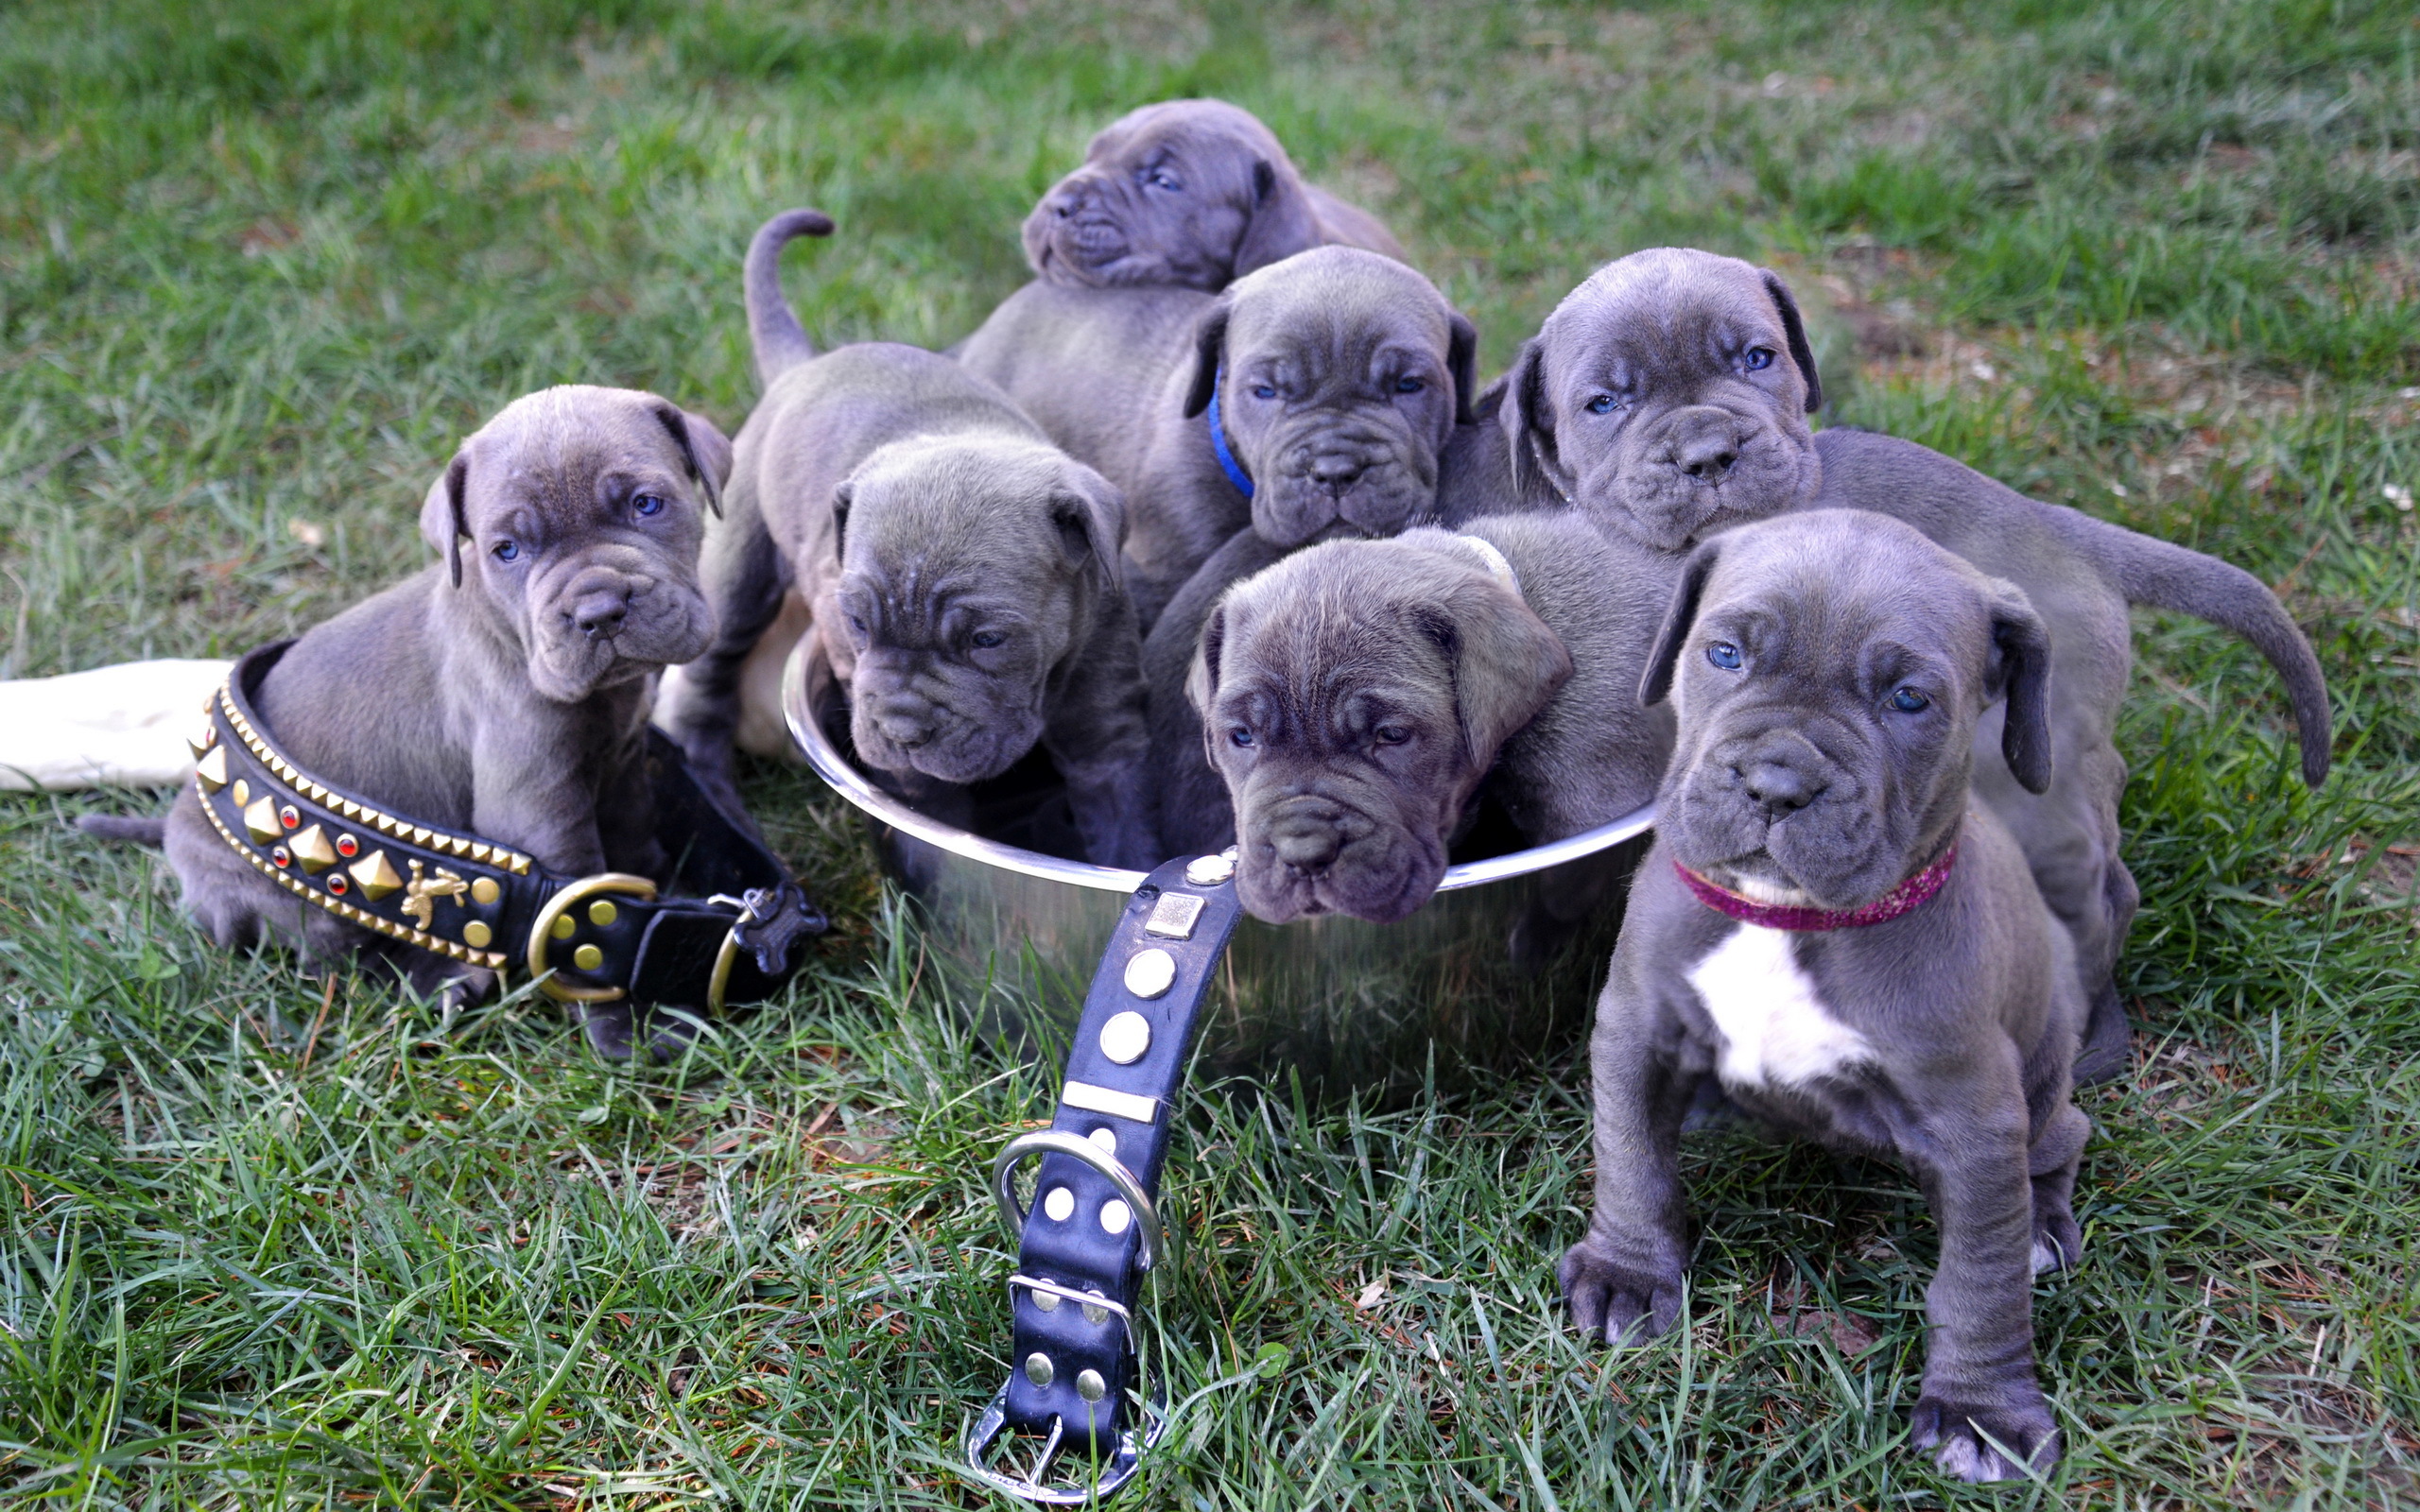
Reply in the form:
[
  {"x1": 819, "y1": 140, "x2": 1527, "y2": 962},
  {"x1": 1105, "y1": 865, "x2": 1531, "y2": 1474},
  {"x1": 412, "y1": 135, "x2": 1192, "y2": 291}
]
[
  {"x1": 492, "y1": 541, "x2": 520, "y2": 561},
  {"x1": 1229, "y1": 727, "x2": 1255, "y2": 748},
  {"x1": 1393, "y1": 376, "x2": 1425, "y2": 395},
  {"x1": 1890, "y1": 686, "x2": 1930, "y2": 712},
  {"x1": 1705, "y1": 642, "x2": 1742, "y2": 670},
  {"x1": 969, "y1": 630, "x2": 1006, "y2": 649},
  {"x1": 1374, "y1": 724, "x2": 1411, "y2": 745},
  {"x1": 632, "y1": 493, "x2": 665, "y2": 517},
  {"x1": 1744, "y1": 347, "x2": 1775, "y2": 371},
  {"x1": 1585, "y1": 394, "x2": 1618, "y2": 415},
  {"x1": 1252, "y1": 384, "x2": 1277, "y2": 401},
  {"x1": 1150, "y1": 169, "x2": 1180, "y2": 190}
]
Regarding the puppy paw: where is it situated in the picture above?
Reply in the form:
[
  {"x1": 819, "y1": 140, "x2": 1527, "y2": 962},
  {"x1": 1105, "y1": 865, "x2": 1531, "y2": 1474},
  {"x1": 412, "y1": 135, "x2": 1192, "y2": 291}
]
[
  {"x1": 1910, "y1": 1393, "x2": 2059, "y2": 1482},
  {"x1": 2031, "y1": 1212, "x2": 2084, "y2": 1275},
  {"x1": 1557, "y1": 1240, "x2": 1683, "y2": 1347}
]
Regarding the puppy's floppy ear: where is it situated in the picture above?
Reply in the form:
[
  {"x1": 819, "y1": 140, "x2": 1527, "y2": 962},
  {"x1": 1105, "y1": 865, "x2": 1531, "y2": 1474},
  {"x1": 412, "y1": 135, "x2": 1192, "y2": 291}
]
[
  {"x1": 652, "y1": 404, "x2": 732, "y2": 517},
  {"x1": 1639, "y1": 539, "x2": 1722, "y2": 707},
  {"x1": 419, "y1": 450, "x2": 471, "y2": 590},
  {"x1": 1499, "y1": 338, "x2": 1568, "y2": 498},
  {"x1": 1181, "y1": 297, "x2": 1234, "y2": 419},
  {"x1": 1982, "y1": 578, "x2": 2055, "y2": 795},
  {"x1": 1416, "y1": 578, "x2": 1572, "y2": 770},
  {"x1": 1445, "y1": 311, "x2": 1479, "y2": 429},
  {"x1": 1759, "y1": 268, "x2": 1823, "y2": 414},
  {"x1": 1048, "y1": 465, "x2": 1129, "y2": 578},
  {"x1": 1230, "y1": 154, "x2": 1321, "y2": 280},
  {"x1": 828, "y1": 480, "x2": 855, "y2": 561},
  {"x1": 1185, "y1": 599, "x2": 1230, "y2": 724}
]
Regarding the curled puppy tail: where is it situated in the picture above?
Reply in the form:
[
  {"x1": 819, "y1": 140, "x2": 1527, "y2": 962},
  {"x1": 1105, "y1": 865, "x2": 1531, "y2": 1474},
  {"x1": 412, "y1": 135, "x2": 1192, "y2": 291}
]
[
  {"x1": 743, "y1": 208, "x2": 836, "y2": 387},
  {"x1": 77, "y1": 813, "x2": 165, "y2": 847},
  {"x1": 2072, "y1": 515, "x2": 2333, "y2": 786}
]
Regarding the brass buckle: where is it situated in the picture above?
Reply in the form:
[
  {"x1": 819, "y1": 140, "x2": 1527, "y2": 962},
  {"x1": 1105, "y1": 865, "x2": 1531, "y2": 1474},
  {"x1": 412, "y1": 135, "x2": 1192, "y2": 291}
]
[{"x1": 525, "y1": 873, "x2": 657, "y2": 1004}]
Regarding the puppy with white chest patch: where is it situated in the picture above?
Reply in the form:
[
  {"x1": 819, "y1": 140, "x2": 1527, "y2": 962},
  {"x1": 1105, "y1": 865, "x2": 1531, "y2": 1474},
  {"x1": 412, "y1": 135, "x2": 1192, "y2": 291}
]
[
  {"x1": 1493, "y1": 246, "x2": 2333, "y2": 1082},
  {"x1": 1562, "y1": 509, "x2": 2090, "y2": 1483},
  {"x1": 660, "y1": 211, "x2": 1156, "y2": 868}
]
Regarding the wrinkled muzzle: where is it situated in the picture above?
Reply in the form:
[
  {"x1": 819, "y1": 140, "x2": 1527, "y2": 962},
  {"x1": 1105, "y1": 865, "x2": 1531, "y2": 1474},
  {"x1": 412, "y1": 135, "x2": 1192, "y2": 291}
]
[
  {"x1": 527, "y1": 558, "x2": 712, "y2": 703},
  {"x1": 1252, "y1": 421, "x2": 1439, "y2": 548},
  {"x1": 1025, "y1": 175, "x2": 1142, "y2": 284},
  {"x1": 847, "y1": 652, "x2": 1044, "y2": 785},
  {"x1": 1235, "y1": 781, "x2": 1447, "y2": 924},
  {"x1": 1590, "y1": 406, "x2": 1815, "y2": 552},
  {"x1": 1666, "y1": 720, "x2": 1905, "y2": 908}
]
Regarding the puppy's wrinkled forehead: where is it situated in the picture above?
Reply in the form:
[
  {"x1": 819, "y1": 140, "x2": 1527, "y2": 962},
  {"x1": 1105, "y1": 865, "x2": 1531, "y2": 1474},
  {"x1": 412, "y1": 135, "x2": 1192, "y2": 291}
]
[
  {"x1": 461, "y1": 386, "x2": 690, "y2": 516},
  {"x1": 1226, "y1": 248, "x2": 1451, "y2": 356},
  {"x1": 1699, "y1": 515, "x2": 1994, "y2": 674},
  {"x1": 1543, "y1": 249, "x2": 1788, "y2": 384},
  {"x1": 1092, "y1": 98, "x2": 1280, "y2": 174}
]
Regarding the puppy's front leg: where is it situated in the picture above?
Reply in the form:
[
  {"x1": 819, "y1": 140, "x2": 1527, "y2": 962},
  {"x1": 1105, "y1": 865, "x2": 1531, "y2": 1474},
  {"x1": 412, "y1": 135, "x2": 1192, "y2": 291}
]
[
  {"x1": 1559, "y1": 954, "x2": 1696, "y2": 1347},
  {"x1": 1907, "y1": 1056, "x2": 2061, "y2": 1482},
  {"x1": 1046, "y1": 610, "x2": 1160, "y2": 869}
]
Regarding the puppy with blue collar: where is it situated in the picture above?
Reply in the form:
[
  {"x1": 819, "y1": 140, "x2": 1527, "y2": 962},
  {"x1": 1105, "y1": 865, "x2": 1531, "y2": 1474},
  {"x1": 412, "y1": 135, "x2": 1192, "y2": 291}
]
[{"x1": 1561, "y1": 509, "x2": 2089, "y2": 1482}]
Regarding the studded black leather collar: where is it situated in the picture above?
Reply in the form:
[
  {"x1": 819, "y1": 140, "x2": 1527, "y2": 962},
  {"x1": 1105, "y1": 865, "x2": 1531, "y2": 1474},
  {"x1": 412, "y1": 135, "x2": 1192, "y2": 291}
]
[
  {"x1": 964, "y1": 851, "x2": 1245, "y2": 1503},
  {"x1": 192, "y1": 641, "x2": 824, "y2": 1011}
]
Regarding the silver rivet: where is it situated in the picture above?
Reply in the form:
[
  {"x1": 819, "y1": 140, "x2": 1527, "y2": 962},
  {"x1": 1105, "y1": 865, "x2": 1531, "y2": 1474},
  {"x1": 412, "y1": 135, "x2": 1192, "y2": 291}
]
[
  {"x1": 1032, "y1": 1288, "x2": 1061, "y2": 1313},
  {"x1": 1098, "y1": 1010, "x2": 1151, "y2": 1064},
  {"x1": 1076, "y1": 1368, "x2": 1106, "y2": 1403},
  {"x1": 1082, "y1": 1296, "x2": 1108, "y2": 1324},
  {"x1": 1025, "y1": 1352, "x2": 1054, "y2": 1387},
  {"x1": 1100, "y1": 1199, "x2": 1132, "y2": 1236},
  {"x1": 1088, "y1": 1126, "x2": 1117, "y2": 1156},
  {"x1": 1122, "y1": 948, "x2": 1176, "y2": 999},
  {"x1": 1043, "y1": 1185, "x2": 1075, "y2": 1222},
  {"x1": 1184, "y1": 853, "x2": 1234, "y2": 885}
]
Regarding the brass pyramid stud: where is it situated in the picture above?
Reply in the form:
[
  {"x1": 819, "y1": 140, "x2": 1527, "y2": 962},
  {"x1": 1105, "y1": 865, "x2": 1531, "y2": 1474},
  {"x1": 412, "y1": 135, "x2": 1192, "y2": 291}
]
[
  {"x1": 349, "y1": 850, "x2": 404, "y2": 902},
  {"x1": 410, "y1": 826, "x2": 433, "y2": 847},
  {"x1": 243, "y1": 796, "x2": 282, "y2": 845},
  {"x1": 289, "y1": 823, "x2": 337, "y2": 875},
  {"x1": 187, "y1": 726, "x2": 217, "y2": 760},
  {"x1": 194, "y1": 744, "x2": 230, "y2": 794}
]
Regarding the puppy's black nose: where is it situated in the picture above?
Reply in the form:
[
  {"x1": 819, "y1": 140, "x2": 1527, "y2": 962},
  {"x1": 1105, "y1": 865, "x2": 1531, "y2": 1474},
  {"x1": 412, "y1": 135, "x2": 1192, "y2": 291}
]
[
  {"x1": 1306, "y1": 453, "x2": 1368, "y2": 492},
  {"x1": 570, "y1": 589, "x2": 630, "y2": 640},
  {"x1": 1678, "y1": 432, "x2": 1739, "y2": 481},
  {"x1": 1739, "y1": 760, "x2": 1822, "y2": 816},
  {"x1": 1268, "y1": 810, "x2": 1346, "y2": 873},
  {"x1": 872, "y1": 703, "x2": 935, "y2": 749}
]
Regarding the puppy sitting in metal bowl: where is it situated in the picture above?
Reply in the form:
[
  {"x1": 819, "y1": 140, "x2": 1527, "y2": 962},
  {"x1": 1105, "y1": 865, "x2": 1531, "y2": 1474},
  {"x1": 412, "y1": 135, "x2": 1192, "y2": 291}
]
[
  {"x1": 660, "y1": 211, "x2": 1157, "y2": 870},
  {"x1": 1561, "y1": 509, "x2": 2088, "y2": 1482},
  {"x1": 1179, "y1": 511, "x2": 1677, "y2": 924}
]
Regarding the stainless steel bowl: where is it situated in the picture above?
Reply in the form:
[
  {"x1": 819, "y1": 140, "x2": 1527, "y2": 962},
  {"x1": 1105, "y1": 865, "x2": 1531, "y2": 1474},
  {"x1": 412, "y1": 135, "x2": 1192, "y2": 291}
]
[{"x1": 782, "y1": 644, "x2": 1655, "y2": 1096}]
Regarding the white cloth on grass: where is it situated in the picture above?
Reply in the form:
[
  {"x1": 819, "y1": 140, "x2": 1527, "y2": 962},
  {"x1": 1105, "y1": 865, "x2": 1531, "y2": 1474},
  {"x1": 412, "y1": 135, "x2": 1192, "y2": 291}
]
[{"x1": 0, "y1": 659, "x2": 231, "y2": 791}]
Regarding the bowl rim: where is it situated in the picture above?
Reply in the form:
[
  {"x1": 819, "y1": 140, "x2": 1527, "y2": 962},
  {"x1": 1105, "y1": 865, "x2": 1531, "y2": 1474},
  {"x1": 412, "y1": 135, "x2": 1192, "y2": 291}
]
[{"x1": 780, "y1": 641, "x2": 1656, "y2": 895}]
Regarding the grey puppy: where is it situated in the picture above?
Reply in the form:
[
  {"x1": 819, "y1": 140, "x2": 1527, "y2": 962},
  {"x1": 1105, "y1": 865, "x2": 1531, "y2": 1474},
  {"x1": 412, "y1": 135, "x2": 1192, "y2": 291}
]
[
  {"x1": 1182, "y1": 512, "x2": 1676, "y2": 921},
  {"x1": 1492, "y1": 246, "x2": 2333, "y2": 1081},
  {"x1": 1563, "y1": 509, "x2": 2087, "y2": 1483},
  {"x1": 1023, "y1": 97, "x2": 1403, "y2": 292},
  {"x1": 660, "y1": 210, "x2": 1156, "y2": 869},
  {"x1": 959, "y1": 246, "x2": 1478, "y2": 627},
  {"x1": 154, "y1": 385, "x2": 728, "y2": 1050}
]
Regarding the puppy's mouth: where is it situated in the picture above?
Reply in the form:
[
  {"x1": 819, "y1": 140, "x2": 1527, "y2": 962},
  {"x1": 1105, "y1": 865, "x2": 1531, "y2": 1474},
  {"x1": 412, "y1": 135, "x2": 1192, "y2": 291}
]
[
  {"x1": 1593, "y1": 423, "x2": 1816, "y2": 551},
  {"x1": 530, "y1": 590, "x2": 713, "y2": 702},
  {"x1": 1255, "y1": 455, "x2": 1435, "y2": 547},
  {"x1": 852, "y1": 699, "x2": 1038, "y2": 785},
  {"x1": 1668, "y1": 771, "x2": 1901, "y2": 911},
  {"x1": 1236, "y1": 796, "x2": 1446, "y2": 924}
]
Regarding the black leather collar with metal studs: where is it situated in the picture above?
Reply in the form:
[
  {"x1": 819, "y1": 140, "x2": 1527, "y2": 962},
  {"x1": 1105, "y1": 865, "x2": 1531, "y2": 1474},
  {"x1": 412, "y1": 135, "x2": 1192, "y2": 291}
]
[
  {"x1": 192, "y1": 641, "x2": 824, "y2": 1012},
  {"x1": 964, "y1": 851, "x2": 1244, "y2": 1504}
]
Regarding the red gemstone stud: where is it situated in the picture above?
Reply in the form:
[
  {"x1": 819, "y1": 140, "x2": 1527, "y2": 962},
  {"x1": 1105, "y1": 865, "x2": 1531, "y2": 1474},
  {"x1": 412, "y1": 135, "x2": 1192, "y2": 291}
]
[
  {"x1": 336, "y1": 833, "x2": 359, "y2": 858},
  {"x1": 271, "y1": 845, "x2": 292, "y2": 868},
  {"x1": 279, "y1": 804, "x2": 301, "y2": 830},
  {"x1": 327, "y1": 873, "x2": 350, "y2": 896}
]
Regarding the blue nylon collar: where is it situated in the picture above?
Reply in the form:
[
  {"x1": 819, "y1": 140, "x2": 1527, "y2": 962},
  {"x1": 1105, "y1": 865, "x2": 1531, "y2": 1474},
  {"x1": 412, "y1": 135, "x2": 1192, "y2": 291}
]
[{"x1": 1205, "y1": 374, "x2": 1255, "y2": 499}]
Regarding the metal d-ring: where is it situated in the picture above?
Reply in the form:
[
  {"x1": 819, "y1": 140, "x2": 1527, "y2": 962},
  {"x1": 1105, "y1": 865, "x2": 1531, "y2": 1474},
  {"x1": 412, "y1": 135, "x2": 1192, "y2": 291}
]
[
  {"x1": 525, "y1": 872, "x2": 657, "y2": 1004},
  {"x1": 991, "y1": 1130, "x2": 1170, "y2": 1274}
]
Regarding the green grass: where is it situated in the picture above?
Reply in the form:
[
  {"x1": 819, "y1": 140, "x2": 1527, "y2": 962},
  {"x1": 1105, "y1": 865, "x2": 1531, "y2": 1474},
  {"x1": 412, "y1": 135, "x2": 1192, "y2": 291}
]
[{"x1": 3, "y1": 0, "x2": 2417, "y2": 1504}]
